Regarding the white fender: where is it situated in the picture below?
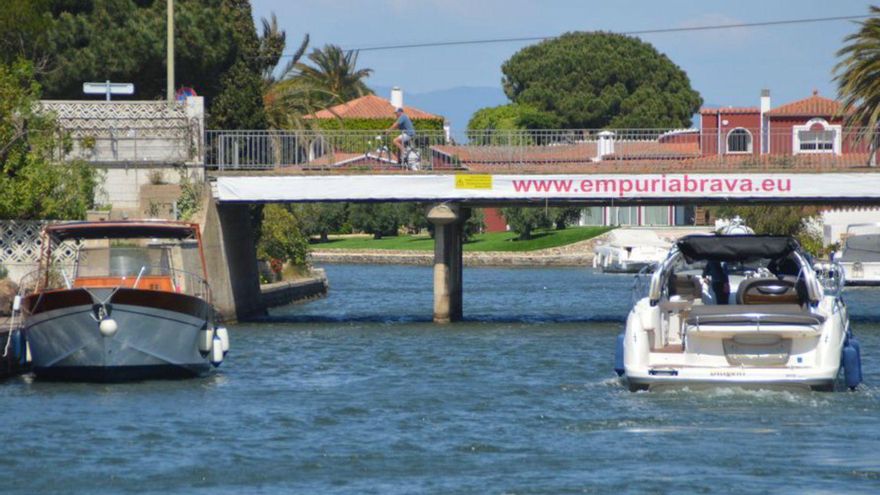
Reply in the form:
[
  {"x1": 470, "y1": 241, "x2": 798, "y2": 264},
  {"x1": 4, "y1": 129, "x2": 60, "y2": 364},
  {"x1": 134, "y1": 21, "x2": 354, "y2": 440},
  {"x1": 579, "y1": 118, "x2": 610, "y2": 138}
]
[
  {"x1": 210, "y1": 336, "x2": 224, "y2": 367},
  {"x1": 99, "y1": 318, "x2": 118, "y2": 337},
  {"x1": 198, "y1": 328, "x2": 213, "y2": 354},
  {"x1": 25, "y1": 340, "x2": 31, "y2": 364},
  {"x1": 216, "y1": 326, "x2": 230, "y2": 356}
]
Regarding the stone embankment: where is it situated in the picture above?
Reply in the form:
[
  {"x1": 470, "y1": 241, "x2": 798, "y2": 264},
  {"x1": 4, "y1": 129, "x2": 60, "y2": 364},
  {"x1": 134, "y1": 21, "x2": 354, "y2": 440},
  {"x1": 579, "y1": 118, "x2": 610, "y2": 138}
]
[
  {"x1": 309, "y1": 228, "x2": 709, "y2": 267},
  {"x1": 260, "y1": 268, "x2": 329, "y2": 308}
]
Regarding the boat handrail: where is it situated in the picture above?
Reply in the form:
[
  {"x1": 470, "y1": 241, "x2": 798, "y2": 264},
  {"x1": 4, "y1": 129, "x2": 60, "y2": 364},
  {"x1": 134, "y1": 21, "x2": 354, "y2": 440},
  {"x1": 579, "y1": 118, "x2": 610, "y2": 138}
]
[
  {"x1": 813, "y1": 261, "x2": 845, "y2": 297},
  {"x1": 631, "y1": 264, "x2": 654, "y2": 305}
]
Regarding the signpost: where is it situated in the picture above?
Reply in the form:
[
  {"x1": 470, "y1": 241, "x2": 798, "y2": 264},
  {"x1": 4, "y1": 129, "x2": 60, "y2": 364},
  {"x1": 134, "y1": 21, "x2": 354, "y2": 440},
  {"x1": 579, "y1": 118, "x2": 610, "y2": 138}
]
[{"x1": 82, "y1": 81, "x2": 135, "y2": 101}]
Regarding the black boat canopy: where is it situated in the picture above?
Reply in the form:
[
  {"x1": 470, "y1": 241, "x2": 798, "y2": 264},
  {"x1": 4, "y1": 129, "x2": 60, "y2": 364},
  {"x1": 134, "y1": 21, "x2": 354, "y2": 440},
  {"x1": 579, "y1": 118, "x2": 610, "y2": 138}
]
[
  {"x1": 46, "y1": 221, "x2": 198, "y2": 241},
  {"x1": 676, "y1": 235, "x2": 801, "y2": 262}
]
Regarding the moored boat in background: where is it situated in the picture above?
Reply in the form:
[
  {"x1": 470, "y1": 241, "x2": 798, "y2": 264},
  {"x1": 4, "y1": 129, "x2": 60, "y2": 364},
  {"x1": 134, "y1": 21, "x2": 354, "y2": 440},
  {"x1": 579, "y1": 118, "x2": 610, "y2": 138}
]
[
  {"x1": 20, "y1": 221, "x2": 228, "y2": 382},
  {"x1": 835, "y1": 223, "x2": 880, "y2": 286},
  {"x1": 593, "y1": 229, "x2": 672, "y2": 273}
]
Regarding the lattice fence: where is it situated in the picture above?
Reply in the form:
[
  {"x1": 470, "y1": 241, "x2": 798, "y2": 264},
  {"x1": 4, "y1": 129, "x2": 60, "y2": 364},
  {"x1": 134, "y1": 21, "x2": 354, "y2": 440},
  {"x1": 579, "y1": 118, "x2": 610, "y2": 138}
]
[
  {"x1": 40, "y1": 100, "x2": 202, "y2": 163},
  {"x1": 0, "y1": 221, "x2": 81, "y2": 283}
]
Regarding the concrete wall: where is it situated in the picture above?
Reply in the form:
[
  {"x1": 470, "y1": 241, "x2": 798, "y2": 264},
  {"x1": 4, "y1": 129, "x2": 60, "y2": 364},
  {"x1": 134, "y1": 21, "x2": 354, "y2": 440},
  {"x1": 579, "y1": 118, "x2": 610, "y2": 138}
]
[
  {"x1": 200, "y1": 196, "x2": 265, "y2": 322},
  {"x1": 261, "y1": 269, "x2": 328, "y2": 308},
  {"x1": 95, "y1": 165, "x2": 203, "y2": 213}
]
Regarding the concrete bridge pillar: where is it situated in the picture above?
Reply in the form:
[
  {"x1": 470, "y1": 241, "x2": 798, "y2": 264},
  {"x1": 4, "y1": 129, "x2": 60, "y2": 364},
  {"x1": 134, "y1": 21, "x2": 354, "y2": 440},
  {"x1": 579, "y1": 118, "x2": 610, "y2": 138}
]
[
  {"x1": 200, "y1": 195, "x2": 265, "y2": 322},
  {"x1": 428, "y1": 204, "x2": 467, "y2": 323}
]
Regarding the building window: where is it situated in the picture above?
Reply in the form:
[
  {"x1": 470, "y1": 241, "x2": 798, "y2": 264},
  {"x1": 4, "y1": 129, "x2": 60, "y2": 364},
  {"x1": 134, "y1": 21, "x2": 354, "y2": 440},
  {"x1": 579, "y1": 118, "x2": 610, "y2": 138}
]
[
  {"x1": 726, "y1": 128, "x2": 752, "y2": 153},
  {"x1": 798, "y1": 130, "x2": 835, "y2": 151},
  {"x1": 793, "y1": 118, "x2": 841, "y2": 155}
]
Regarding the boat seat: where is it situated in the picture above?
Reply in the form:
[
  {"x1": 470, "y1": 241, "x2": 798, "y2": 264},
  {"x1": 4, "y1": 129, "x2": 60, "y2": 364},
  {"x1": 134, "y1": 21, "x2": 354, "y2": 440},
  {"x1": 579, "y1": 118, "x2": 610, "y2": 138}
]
[
  {"x1": 685, "y1": 304, "x2": 825, "y2": 326},
  {"x1": 735, "y1": 276, "x2": 802, "y2": 305},
  {"x1": 669, "y1": 274, "x2": 702, "y2": 300}
]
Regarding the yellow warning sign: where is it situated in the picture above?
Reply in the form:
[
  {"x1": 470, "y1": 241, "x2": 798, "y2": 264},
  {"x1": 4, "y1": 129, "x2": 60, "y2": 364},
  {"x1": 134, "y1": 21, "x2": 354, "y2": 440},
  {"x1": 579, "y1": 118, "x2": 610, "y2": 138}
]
[{"x1": 454, "y1": 174, "x2": 493, "y2": 189}]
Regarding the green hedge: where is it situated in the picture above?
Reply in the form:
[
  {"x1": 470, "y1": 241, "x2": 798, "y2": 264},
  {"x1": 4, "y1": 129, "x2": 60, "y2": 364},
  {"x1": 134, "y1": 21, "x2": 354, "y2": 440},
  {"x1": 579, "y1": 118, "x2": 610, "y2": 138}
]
[{"x1": 315, "y1": 117, "x2": 444, "y2": 131}]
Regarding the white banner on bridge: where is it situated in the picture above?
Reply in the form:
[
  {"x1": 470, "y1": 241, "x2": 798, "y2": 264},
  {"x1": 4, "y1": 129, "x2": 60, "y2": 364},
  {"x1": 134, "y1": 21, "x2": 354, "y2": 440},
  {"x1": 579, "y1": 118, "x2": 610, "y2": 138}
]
[{"x1": 215, "y1": 173, "x2": 880, "y2": 202}]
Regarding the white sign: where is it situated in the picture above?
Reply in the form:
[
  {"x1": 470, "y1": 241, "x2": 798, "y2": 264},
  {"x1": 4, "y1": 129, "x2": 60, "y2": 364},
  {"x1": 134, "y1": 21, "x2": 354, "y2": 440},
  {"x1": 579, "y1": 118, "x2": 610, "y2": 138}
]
[
  {"x1": 83, "y1": 81, "x2": 135, "y2": 101},
  {"x1": 216, "y1": 173, "x2": 880, "y2": 203}
]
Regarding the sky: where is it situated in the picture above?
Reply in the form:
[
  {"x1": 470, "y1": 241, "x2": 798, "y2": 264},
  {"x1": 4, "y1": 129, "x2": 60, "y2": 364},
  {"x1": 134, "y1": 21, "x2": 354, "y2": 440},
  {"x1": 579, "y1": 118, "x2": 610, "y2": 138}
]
[{"x1": 251, "y1": 0, "x2": 870, "y2": 109}]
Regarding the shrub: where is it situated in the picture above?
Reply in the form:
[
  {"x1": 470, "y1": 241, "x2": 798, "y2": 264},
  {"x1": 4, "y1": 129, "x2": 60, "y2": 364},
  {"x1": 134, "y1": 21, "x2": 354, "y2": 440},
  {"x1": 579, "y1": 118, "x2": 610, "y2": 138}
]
[{"x1": 257, "y1": 204, "x2": 310, "y2": 266}]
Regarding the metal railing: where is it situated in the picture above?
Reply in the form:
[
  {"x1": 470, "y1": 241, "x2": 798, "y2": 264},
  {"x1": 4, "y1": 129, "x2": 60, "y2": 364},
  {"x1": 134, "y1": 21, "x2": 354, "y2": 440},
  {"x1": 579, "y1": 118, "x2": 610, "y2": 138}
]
[
  {"x1": 18, "y1": 264, "x2": 211, "y2": 301},
  {"x1": 58, "y1": 120, "x2": 198, "y2": 164},
  {"x1": 204, "y1": 127, "x2": 880, "y2": 172}
]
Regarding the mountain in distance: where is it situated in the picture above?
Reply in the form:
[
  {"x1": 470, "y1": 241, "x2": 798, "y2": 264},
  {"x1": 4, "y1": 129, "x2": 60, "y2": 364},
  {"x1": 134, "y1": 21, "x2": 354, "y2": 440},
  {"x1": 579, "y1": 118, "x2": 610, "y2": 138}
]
[{"x1": 373, "y1": 85, "x2": 507, "y2": 133}]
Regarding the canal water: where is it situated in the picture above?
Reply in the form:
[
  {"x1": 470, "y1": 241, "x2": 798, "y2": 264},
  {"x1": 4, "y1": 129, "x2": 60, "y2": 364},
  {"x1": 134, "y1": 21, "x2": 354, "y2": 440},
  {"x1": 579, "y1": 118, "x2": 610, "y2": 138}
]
[{"x1": 1, "y1": 264, "x2": 879, "y2": 493}]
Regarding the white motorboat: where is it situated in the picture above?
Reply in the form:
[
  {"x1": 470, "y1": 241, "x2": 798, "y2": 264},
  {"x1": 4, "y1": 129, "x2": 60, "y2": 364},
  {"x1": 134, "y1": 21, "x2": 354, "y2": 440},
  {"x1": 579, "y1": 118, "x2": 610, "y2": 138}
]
[
  {"x1": 593, "y1": 229, "x2": 672, "y2": 274},
  {"x1": 835, "y1": 223, "x2": 880, "y2": 286},
  {"x1": 19, "y1": 221, "x2": 229, "y2": 381},
  {"x1": 615, "y1": 234, "x2": 861, "y2": 391}
]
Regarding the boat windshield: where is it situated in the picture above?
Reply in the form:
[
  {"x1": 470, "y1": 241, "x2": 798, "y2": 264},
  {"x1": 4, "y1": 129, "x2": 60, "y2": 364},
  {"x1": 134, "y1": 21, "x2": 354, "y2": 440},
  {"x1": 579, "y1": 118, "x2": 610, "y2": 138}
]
[{"x1": 34, "y1": 237, "x2": 208, "y2": 299}]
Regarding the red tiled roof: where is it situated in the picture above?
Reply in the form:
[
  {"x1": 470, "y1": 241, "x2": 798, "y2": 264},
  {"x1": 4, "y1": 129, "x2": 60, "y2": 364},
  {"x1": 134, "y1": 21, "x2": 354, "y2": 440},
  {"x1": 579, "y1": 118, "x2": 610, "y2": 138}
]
[
  {"x1": 305, "y1": 94, "x2": 441, "y2": 120},
  {"x1": 431, "y1": 141, "x2": 700, "y2": 165},
  {"x1": 699, "y1": 107, "x2": 760, "y2": 115},
  {"x1": 765, "y1": 91, "x2": 844, "y2": 117}
]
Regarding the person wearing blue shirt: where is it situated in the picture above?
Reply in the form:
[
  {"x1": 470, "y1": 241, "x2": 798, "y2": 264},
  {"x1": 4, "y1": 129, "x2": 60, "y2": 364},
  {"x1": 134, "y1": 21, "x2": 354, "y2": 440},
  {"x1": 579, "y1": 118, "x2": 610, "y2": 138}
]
[{"x1": 389, "y1": 107, "x2": 415, "y2": 164}]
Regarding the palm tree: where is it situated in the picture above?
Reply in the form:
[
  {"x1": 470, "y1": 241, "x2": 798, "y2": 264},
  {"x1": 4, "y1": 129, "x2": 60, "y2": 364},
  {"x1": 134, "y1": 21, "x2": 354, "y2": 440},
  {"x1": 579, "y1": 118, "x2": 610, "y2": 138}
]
[
  {"x1": 294, "y1": 45, "x2": 373, "y2": 103},
  {"x1": 835, "y1": 6, "x2": 880, "y2": 166}
]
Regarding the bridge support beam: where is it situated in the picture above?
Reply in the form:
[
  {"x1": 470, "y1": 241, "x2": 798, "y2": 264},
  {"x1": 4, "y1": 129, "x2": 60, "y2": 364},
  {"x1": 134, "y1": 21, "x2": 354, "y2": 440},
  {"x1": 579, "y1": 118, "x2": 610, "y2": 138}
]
[
  {"x1": 428, "y1": 204, "x2": 466, "y2": 323},
  {"x1": 201, "y1": 196, "x2": 266, "y2": 322}
]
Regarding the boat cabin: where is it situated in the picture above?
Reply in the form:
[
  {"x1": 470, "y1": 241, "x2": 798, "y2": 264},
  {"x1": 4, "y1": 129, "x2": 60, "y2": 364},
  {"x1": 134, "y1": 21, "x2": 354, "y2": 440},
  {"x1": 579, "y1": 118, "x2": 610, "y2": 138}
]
[{"x1": 34, "y1": 221, "x2": 209, "y2": 300}]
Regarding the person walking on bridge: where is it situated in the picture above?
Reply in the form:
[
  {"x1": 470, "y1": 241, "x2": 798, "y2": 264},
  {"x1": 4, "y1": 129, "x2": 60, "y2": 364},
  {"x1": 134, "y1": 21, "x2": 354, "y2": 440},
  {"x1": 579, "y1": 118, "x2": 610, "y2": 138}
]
[{"x1": 389, "y1": 107, "x2": 415, "y2": 165}]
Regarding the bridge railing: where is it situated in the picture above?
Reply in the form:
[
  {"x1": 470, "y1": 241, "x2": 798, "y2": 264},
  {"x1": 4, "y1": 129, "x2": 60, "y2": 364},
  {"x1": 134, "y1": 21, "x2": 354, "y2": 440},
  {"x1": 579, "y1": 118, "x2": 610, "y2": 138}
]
[{"x1": 204, "y1": 127, "x2": 880, "y2": 171}]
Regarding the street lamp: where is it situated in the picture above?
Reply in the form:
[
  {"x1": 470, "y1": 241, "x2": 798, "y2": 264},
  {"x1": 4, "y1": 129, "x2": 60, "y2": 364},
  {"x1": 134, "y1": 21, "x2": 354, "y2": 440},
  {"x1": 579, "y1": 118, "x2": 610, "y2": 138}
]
[{"x1": 167, "y1": 0, "x2": 174, "y2": 102}]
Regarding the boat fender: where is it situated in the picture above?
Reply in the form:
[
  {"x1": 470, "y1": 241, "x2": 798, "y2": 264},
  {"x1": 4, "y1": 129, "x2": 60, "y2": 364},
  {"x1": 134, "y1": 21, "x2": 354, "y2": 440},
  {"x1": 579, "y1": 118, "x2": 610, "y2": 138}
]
[
  {"x1": 843, "y1": 336, "x2": 862, "y2": 390},
  {"x1": 25, "y1": 340, "x2": 31, "y2": 364},
  {"x1": 614, "y1": 332, "x2": 625, "y2": 377},
  {"x1": 198, "y1": 328, "x2": 213, "y2": 356},
  {"x1": 12, "y1": 295, "x2": 20, "y2": 313},
  {"x1": 99, "y1": 318, "x2": 118, "y2": 337},
  {"x1": 216, "y1": 326, "x2": 230, "y2": 356},
  {"x1": 210, "y1": 336, "x2": 224, "y2": 367},
  {"x1": 11, "y1": 329, "x2": 22, "y2": 362}
]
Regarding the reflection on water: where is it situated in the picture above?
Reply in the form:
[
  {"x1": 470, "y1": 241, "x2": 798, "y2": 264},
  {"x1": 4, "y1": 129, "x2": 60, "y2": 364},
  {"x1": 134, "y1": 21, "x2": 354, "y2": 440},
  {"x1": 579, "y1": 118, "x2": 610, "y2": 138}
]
[{"x1": 0, "y1": 264, "x2": 878, "y2": 493}]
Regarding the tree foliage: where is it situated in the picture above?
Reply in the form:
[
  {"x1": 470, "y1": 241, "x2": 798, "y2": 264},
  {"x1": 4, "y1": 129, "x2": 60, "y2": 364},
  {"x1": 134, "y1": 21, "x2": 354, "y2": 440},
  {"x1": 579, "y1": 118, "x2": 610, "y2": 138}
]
[
  {"x1": 0, "y1": 60, "x2": 97, "y2": 219},
  {"x1": 348, "y1": 203, "x2": 401, "y2": 239},
  {"x1": 257, "y1": 204, "x2": 310, "y2": 266},
  {"x1": 265, "y1": 43, "x2": 375, "y2": 130},
  {"x1": 498, "y1": 32, "x2": 702, "y2": 129},
  {"x1": 1, "y1": 1, "x2": 278, "y2": 129},
  {"x1": 549, "y1": 207, "x2": 581, "y2": 230},
  {"x1": 835, "y1": 6, "x2": 880, "y2": 165},
  {"x1": 501, "y1": 207, "x2": 551, "y2": 241},
  {"x1": 292, "y1": 203, "x2": 348, "y2": 242}
]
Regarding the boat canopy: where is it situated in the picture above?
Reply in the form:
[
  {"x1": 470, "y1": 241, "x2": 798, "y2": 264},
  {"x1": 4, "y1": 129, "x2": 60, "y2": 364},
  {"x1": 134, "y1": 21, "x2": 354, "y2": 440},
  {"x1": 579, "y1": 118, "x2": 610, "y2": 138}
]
[
  {"x1": 46, "y1": 221, "x2": 198, "y2": 241},
  {"x1": 676, "y1": 235, "x2": 801, "y2": 263}
]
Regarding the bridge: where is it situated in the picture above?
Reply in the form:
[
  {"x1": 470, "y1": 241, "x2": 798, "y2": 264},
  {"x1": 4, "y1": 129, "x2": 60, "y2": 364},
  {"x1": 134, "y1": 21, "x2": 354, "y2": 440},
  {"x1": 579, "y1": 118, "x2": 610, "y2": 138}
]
[{"x1": 198, "y1": 128, "x2": 880, "y2": 323}]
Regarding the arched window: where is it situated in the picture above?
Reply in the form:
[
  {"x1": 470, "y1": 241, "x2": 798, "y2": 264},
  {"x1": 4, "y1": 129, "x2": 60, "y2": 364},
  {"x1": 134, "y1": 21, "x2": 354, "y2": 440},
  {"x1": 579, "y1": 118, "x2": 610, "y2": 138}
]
[
  {"x1": 726, "y1": 128, "x2": 752, "y2": 153},
  {"x1": 794, "y1": 118, "x2": 840, "y2": 154}
]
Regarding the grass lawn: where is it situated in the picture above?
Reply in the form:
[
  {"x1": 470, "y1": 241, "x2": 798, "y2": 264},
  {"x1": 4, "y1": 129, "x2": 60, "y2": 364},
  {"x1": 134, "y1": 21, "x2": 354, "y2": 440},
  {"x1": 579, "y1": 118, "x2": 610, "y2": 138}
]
[{"x1": 314, "y1": 226, "x2": 612, "y2": 252}]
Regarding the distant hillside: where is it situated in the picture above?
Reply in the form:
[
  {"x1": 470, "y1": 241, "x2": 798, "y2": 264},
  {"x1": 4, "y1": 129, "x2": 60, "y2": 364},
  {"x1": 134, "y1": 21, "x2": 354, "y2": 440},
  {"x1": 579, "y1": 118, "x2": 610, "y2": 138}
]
[{"x1": 373, "y1": 85, "x2": 507, "y2": 133}]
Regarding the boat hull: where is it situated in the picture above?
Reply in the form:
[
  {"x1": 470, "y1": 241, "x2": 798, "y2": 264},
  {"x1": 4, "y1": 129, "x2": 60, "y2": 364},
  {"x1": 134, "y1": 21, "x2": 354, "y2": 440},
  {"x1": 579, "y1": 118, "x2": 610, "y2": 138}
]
[
  {"x1": 624, "y1": 370, "x2": 838, "y2": 392},
  {"x1": 23, "y1": 289, "x2": 213, "y2": 382}
]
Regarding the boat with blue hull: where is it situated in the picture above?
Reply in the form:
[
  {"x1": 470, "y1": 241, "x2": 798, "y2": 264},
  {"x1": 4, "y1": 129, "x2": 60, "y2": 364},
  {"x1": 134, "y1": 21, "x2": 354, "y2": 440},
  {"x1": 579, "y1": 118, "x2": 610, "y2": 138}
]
[{"x1": 20, "y1": 221, "x2": 228, "y2": 382}]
